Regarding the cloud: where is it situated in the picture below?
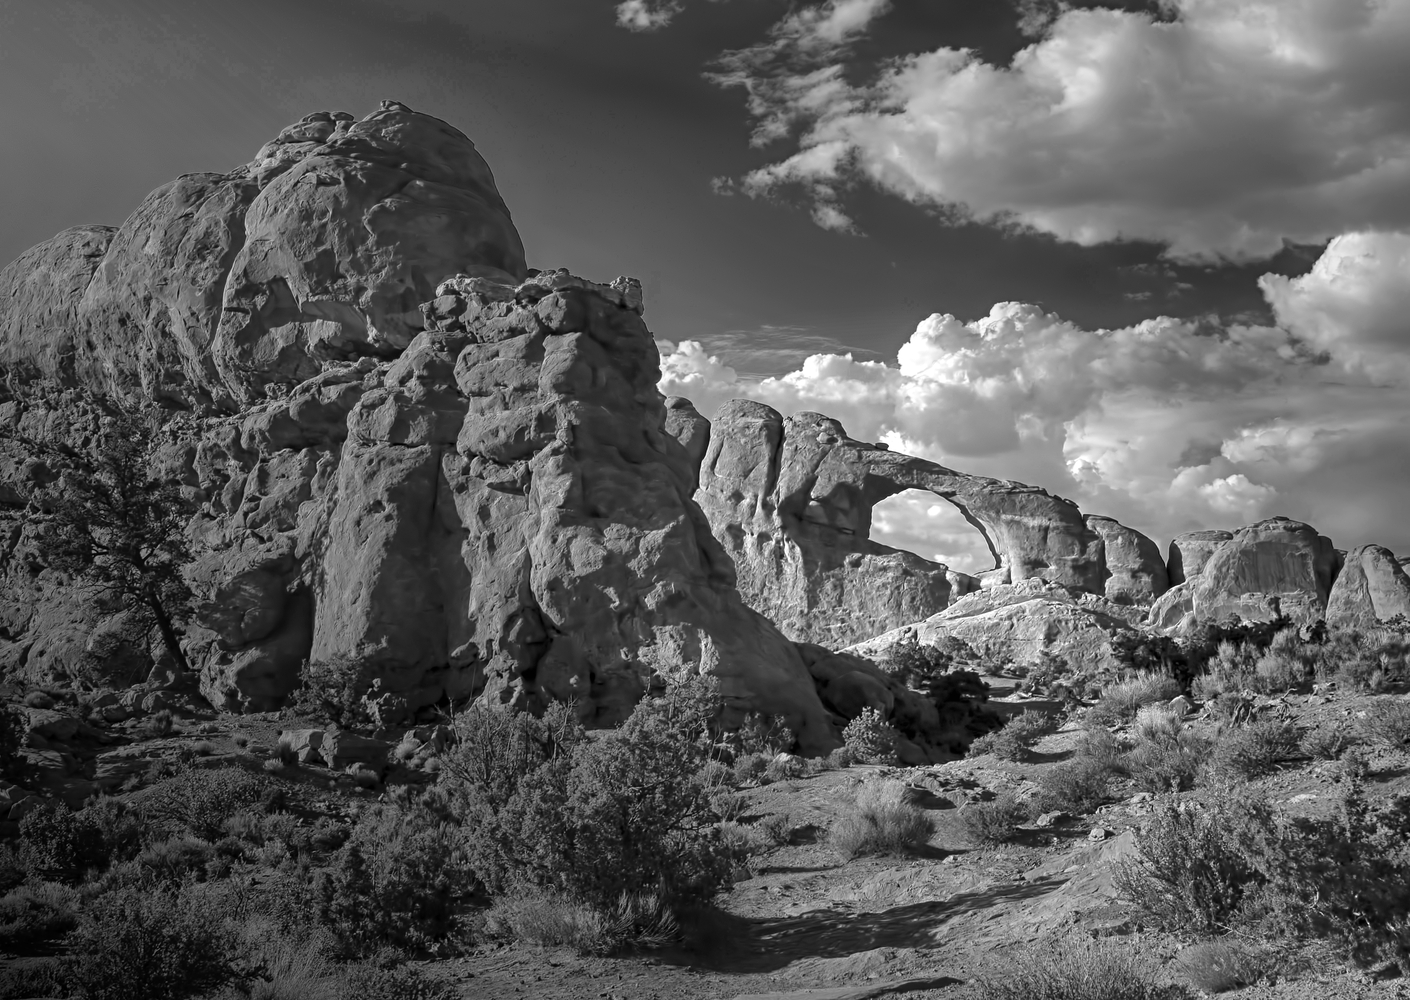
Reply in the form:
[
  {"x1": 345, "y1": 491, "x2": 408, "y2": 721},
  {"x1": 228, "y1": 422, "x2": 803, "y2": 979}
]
[
  {"x1": 659, "y1": 233, "x2": 1410, "y2": 560},
  {"x1": 615, "y1": 0, "x2": 684, "y2": 32},
  {"x1": 716, "y1": 0, "x2": 1410, "y2": 260}
]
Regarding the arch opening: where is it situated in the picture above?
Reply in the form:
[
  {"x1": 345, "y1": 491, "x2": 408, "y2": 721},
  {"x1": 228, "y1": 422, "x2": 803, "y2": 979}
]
[{"x1": 868, "y1": 489, "x2": 999, "y2": 578}]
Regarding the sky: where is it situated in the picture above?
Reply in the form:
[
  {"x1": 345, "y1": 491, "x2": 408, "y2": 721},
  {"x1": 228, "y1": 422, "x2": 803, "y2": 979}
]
[{"x1": 2, "y1": 0, "x2": 1409, "y2": 573}]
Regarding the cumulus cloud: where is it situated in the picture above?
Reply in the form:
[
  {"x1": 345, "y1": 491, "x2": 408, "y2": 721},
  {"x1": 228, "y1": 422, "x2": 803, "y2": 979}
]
[
  {"x1": 615, "y1": 0, "x2": 684, "y2": 32},
  {"x1": 659, "y1": 233, "x2": 1410, "y2": 560},
  {"x1": 717, "y1": 0, "x2": 1410, "y2": 259}
]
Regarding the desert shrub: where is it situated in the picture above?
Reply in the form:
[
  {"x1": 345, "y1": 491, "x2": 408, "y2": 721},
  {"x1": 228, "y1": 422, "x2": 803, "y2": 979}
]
[
  {"x1": 1201, "y1": 719, "x2": 1304, "y2": 783},
  {"x1": 828, "y1": 779, "x2": 935, "y2": 859},
  {"x1": 67, "y1": 883, "x2": 233, "y2": 1000},
  {"x1": 1300, "y1": 720, "x2": 1355, "y2": 760},
  {"x1": 1088, "y1": 672, "x2": 1182, "y2": 727},
  {"x1": 139, "y1": 708, "x2": 174, "y2": 739},
  {"x1": 1032, "y1": 731, "x2": 1123, "y2": 814},
  {"x1": 733, "y1": 712, "x2": 796, "y2": 755},
  {"x1": 1120, "y1": 780, "x2": 1410, "y2": 970},
  {"x1": 886, "y1": 635, "x2": 984, "y2": 688},
  {"x1": 0, "y1": 881, "x2": 79, "y2": 952},
  {"x1": 967, "y1": 710, "x2": 1053, "y2": 762},
  {"x1": 487, "y1": 690, "x2": 733, "y2": 909},
  {"x1": 139, "y1": 764, "x2": 281, "y2": 840},
  {"x1": 80, "y1": 797, "x2": 145, "y2": 866},
  {"x1": 974, "y1": 936, "x2": 1185, "y2": 1000},
  {"x1": 287, "y1": 655, "x2": 375, "y2": 727},
  {"x1": 1233, "y1": 779, "x2": 1410, "y2": 971},
  {"x1": 731, "y1": 751, "x2": 771, "y2": 785},
  {"x1": 960, "y1": 792, "x2": 1028, "y2": 846},
  {"x1": 1355, "y1": 699, "x2": 1410, "y2": 751},
  {"x1": 484, "y1": 889, "x2": 676, "y2": 956},
  {"x1": 1125, "y1": 713, "x2": 1210, "y2": 794},
  {"x1": 137, "y1": 834, "x2": 216, "y2": 882},
  {"x1": 314, "y1": 790, "x2": 476, "y2": 957},
  {"x1": 440, "y1": 700, "x2": 584, "y2": 812},
  {"x1": 717, "y1": 821, "x2": 770, "y2": 856},
  {"x1": 1172, "y1": 941, "x2": 1264, "y2": 994},
  {"x1": 841, "y1": 707, "x2": 900, "y2": 764},
  {"x1": 756, "y1": 811, "x2": 795, "y2": 846},
  {"x1": 342, "y1": 964, "x2": 457, "y2": 1000},
  {"x1": 823, "y1": 745, "x2": 856, "y2": 769},
  {"x1": 1314, "y1": 629, "x2": 1410, "y2": 692},
  {"x1": 0, "y1": 959, "x2": 74, "y2": 1000},
  {"x1": 1115, "y1": 793, "x2": 1262, "y2": 934},
  {"x1": 18, "y1": 806, "x2": 106, "y2": 883},
  {"x1": 764, "y1": 754, "x2": 804, "y2": 783}
]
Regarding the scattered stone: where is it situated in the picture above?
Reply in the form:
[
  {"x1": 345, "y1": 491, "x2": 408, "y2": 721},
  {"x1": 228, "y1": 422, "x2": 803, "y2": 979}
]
[
  {"x1": 1088, "y1": 827, "x2": 1112, "y2": 842},
  {"x1": 1034, "y1": 811, "x2": 1068, "y2": 828}
]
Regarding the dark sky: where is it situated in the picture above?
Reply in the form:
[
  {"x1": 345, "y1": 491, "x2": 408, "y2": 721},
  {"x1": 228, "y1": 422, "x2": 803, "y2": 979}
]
[{"x1": 0, "y1": 0, "x2": 1314, "y2": 374}]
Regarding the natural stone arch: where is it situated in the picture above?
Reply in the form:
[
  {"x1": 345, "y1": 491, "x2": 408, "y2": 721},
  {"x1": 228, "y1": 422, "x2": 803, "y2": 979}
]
[
  {"x1": 868, "y1": 488, "x2": 997, "y2": 596},
  {"x1": 691, "y1": 401, "x2": 1167, "y2": 647}
]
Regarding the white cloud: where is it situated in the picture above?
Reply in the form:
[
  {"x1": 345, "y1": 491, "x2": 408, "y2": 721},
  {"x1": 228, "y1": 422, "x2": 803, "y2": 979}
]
[
  {"x1": 660, "y1": 233, "x2": 1410, "y2": 560},
  {"x1": 719, "y1": 0, "x2": 1410, "y2": 259},
  {"x1": 615, "y1": 0, "x2": 684, "y2": 32}
]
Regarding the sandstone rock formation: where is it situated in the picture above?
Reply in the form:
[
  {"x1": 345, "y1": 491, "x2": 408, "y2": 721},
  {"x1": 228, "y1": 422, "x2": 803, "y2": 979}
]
[
  {"x1": 846, "y1": 579, "x2": 1143, "y2": 673},
  {"x1": 1325, "y1": 544, "x2": 1410, "y2": 628},
  {"x1": 0, "y1": 102, "x2": 526, "y2": 411},
  {"x1": 1147, "y1": 518, "x2": 1338, "y2": 630},
  {"x1": 0, "y1": 105, "x2": 846, "y2": 753},
  {"x1": 692, "y1": 402, "x2": 1166, "y2": 647}
]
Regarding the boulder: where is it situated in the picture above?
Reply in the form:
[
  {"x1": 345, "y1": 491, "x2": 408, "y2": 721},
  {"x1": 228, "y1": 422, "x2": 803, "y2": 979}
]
[
  {"x1": 1325, "y1": 544, "x2": 1410, "y2": 628},
  {"x1": 1166, "y1": 529, "x2": 1233, "y2": 585},
  {"x1": 694, "y1": 402, "x2": 1162, "y2": 647},
  {"x1": 319, "y1": 730, "x2": 391, "y2": 771},
  {"x1": 1084, "y1": 515, "x2": 1168, "y2": 602},
  {"x1": 1189, "y1": 517, "x2": 1337, "y2": 624}
]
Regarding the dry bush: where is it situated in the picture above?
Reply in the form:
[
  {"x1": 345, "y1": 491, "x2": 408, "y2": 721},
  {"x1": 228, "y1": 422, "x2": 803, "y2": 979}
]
[
  {"x1": 1032, "y1": 730, "x2": 1124, "y2": 815},
  {"x1": 1125, "y1": 713, "x2": 1210, "y2": 794},
  {"x1": 1173, "y1": 941, "x2": 1264, "y2": 994},
  {"x1": 1201, "y1": 719, "x2": 1304, "y2": 783},
  {"x1": 828, "y1": 779, "x2": 934, "y2": 860},
  {"x1": 0, "y1": 881, "x2": 80, "y2": 952},
  {"x1": 961, "y1": 792, "x2": 1028, "y2": 845},
  {"x1": 1088, "y1": 673, "x2": 1182, "y2": 727},
  {"x1": 1115, "y1": 794, "x2": 1260, "y2": 935},
  {"x1": 975, "y1": 937, "x2": 1187, "y2": 1000},
  {"x1": 966, "y1": 710, "x2": 1054, "y2": 762},
  {"x1": 1300, "y1": 720, "x2": 1354, "y2": 760},
  {"x1": 484, "y1": 890, "x2": 676, "y2": 956},
  {"x1": 1355, "y1": 699, "x2": 1410, "y2": 751}
]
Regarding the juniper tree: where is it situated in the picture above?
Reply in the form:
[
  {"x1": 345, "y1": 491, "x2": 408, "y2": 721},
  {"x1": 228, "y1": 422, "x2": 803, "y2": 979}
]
[{"x1": 4, "y1": 398, "x2": 196, "y2": 673}]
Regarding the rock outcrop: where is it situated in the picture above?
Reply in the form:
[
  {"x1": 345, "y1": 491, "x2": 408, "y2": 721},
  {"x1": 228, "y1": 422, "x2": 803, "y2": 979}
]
[
  {"x1": 692, "y1": 402, "x2": 1166, "y2": 647},
  {"x1": 1325, "y1": 544, "x2": 1410, "y2": 629},
  {"x1": 846, "y1": 579, "x2": 1143, "y2": 673},
  {"x1": 0, "y1": 102, "x2": 526, "y2": 411},
  {"x1": 1166, "y1": 529, "x2": 1233, "y2": 586},
  {"x1": 0, "y1": 105, "x2": 845, "y2": 752},
  {"x1": 1146, "y1": 517, "x2": 1338, "y2": 631}
]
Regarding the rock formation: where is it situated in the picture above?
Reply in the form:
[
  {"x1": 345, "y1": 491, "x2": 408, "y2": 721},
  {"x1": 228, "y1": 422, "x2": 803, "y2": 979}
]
[
  {"x1": 0, "y1": 102, "x2": 526, "y2": 411},
  {"x1": 846, "y1": 579, "x2": 1144, "y2": 673},
  {"x1": 0, "y1": 105, "x2": 845, "y2": 753},
  {"x1": 691, "y1": 401, "x2": 1166, "y2": 647},
  {"x1": 1325, "y1": 544, "x2": 1410, "y2": 629},
  {"x1": 1145, "y1": 517, "x2": 1337, "y2": 630}
]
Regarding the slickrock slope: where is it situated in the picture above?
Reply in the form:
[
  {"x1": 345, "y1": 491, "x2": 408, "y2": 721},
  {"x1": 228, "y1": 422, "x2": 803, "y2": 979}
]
[
  {"x1": 847, "y1": 578, "x2": 1145, "y2": 672},
  {"x1": 691, "y1": 401, "x2": 1166, "y2": 647},
  {"x1": 0, "y1": 102, "x2": 526, "y2": 411}
]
